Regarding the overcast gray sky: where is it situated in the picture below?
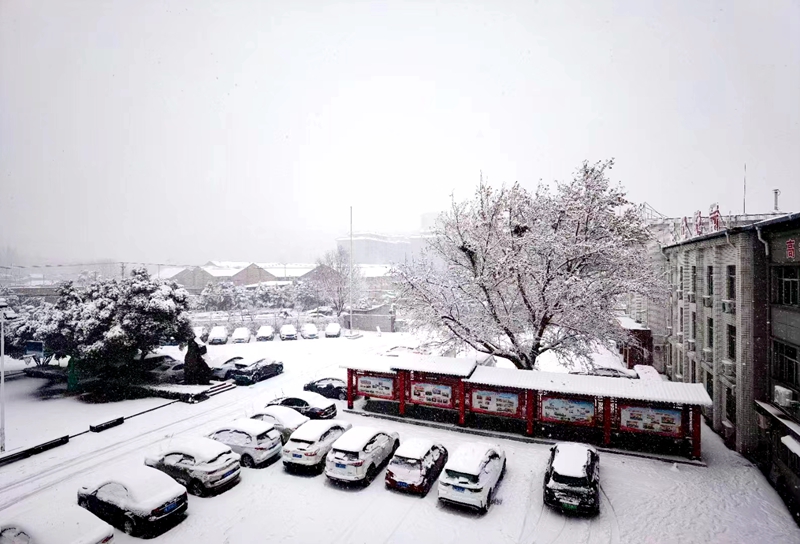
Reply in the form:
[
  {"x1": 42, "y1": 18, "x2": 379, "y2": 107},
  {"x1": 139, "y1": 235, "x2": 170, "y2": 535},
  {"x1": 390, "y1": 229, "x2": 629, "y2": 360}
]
[{"x1": 1, "y1": 0, "x2": 798, "y2": 265}]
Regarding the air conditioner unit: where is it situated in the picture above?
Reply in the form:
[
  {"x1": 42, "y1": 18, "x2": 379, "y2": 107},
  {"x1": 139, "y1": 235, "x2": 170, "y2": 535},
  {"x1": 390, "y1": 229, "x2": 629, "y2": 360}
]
[
  {"x1": 701, "y1": 349, "x2": 713, "y2": 363},
  {"x1": 722, "y1": 300, "x2": 736, "y2": 314},
  {"x1": 687, "y1": 292, "x2": 696, "y2": 304},
  {"x1": 686, "y1": 339, "x2": 696, "y2": 352},
  {"x1": 676, "y1": 290, "x2": 683, "y2": 300},
  {"x1": 702, "y1": 295, "x2": 713, "y2": 308},
  {"x1": 774, "y1": 385, "x2": 795, "y2": 408},
  {"x1": 666, "y1": 325, "x2": 673, "y2": 335},
  {"x1": 722, "y1": 361, "x2": 735, "y2": 377},
  {"x1": 676, "y1": 331, "x2": 684, "y2": 341}
]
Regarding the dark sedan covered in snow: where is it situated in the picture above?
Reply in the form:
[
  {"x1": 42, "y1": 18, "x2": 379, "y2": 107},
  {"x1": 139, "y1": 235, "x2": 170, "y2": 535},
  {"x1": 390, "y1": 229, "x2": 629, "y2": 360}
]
[
  {"x1": 303, "y1": 377, "x2": 347, "y2": 400},
  {"x1": 227, "y1": 357, "x2": 283, "y2": 385},
  {"x1": 267, "y1": 391, "x2": 337, "y2": 419},
  {"x1": 543, "y1": 442, "x2": 600, "y2": 514}
]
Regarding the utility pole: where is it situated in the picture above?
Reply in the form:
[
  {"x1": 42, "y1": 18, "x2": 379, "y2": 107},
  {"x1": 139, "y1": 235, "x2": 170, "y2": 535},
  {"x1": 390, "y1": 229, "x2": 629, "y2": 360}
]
[
  {"x1": 743, "y1": 163, "x2": 747, "y2": 215},
  {"x1": 349, "y1": 206, "x2": 353, "y2": 333}
]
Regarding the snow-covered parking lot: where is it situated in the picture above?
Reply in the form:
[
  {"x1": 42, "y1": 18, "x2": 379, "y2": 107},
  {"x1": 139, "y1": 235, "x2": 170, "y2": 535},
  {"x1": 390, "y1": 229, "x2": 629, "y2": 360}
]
[{"x1": 1, "y1": 333, "x2": 799, "y2": 543}]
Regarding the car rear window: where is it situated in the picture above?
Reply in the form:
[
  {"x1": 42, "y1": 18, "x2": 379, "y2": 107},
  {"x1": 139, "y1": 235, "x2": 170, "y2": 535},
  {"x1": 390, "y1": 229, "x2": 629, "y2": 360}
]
[
  {"x1": 552, "y1": 472, "x2": 589, "y2": 487},
  {"x1": 288, "y1": 439, "x2": 314, "y2": 446},
  {"x1": 444, "y1": 469, "x2": 478, "y2": 484},
  {"x1": 390, "y1": 456, "x2": 420, "y2": 470},
  {"x1": 256, "y1": 432, "x2": 275, "y2": 442},
  {"x1": 332, "y1": 450, "x2": 359, "y2": 461}
]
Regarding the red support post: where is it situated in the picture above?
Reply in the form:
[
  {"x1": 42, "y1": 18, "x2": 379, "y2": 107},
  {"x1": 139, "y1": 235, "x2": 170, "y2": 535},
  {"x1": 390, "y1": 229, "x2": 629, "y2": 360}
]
[
  {"x1": 458, "y1": 381, "x2": 466, "y2": 426},
  {"x1": 347, "y1": 368, "x2": 354, "y2": 410},
  {"x1": 526, "y1": 389, "x2": 535, "y2": 436},
  {"x1": 691, "y1": 406, "x2": 702, "y2": 459},
  {"x1": 398, "y1": 370, "x2": 406, "y2": 416},
  {"x1": 603, "y1": 397, "x2": 612, "y2": 445}
]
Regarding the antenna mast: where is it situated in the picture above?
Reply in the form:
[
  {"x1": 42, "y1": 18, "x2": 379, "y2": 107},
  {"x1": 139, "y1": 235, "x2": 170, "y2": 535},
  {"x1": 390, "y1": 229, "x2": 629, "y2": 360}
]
[{"x1": 743, "y1": 163, "x2": 746, "y2": 215}]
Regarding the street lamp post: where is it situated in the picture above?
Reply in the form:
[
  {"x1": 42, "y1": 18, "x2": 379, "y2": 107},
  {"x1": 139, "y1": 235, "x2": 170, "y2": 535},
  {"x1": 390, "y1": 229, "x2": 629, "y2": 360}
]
[{"x1": 0, "y1": 297, "x2": 17, "y2": 452}]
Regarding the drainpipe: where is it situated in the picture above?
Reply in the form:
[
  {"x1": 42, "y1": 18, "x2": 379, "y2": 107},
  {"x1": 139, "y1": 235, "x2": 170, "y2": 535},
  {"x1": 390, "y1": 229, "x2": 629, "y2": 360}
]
[{"x1": 756, "y1": 226, "x2": 769, "y2": 257}]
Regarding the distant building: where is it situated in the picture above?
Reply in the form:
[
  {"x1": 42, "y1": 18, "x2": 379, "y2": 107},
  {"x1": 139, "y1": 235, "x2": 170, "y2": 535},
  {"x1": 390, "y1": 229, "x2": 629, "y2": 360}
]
[
  {"x1": 257, "y1": 263, "x2": 318, "y2": 282},
  {"x1": 336, "y1": 233, "x2": 411, "y2": 265}
]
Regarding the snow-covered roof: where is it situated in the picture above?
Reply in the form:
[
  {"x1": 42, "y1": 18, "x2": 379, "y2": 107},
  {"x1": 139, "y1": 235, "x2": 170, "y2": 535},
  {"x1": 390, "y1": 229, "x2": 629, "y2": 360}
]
[
  {"x1": 465, "y1": 366, "x2": 712, "y2": 406},
  {"x1": 340, "y1": 356, "x2": 397, "y2": 375},
  {"x1": 203, "y1": 266, "x2": 244, "y2": 277},
  {"x1": 290, "y1": 419, "x2": 349, "y2": 442},
  {"x1": 86, "y1": 465, "x2": 185, "y2": 512},
  {"x1": 156, "y1": 266, "x2": 186, "y2": 279},
  {"x1": 331, "y1": 426, "x2": 381, "y2": 453},
  {"x1": 356, "y1": 264, "x2": 393, "y2": 278},
  {"x1": 1, "y1": 504, "x2": 114, "y2": 544},
  {"x1": 445, "y1": 442, "x2": 499, "y2": 475},
  {"x1": 781, "y1": 435, "x2": 800, "y2": 457},
  {"x1": 394, "y1": 438, "x2": 435, "y2": 460},
  {"x1": 633, "y1": 365, "x2": 662, "y2": 381},
  {"x1": 218, "y1": 418, "x2": 274, "y2": 436},
  {"x1": 552, "y1": 442, "x2": 595, "y2": 478},
  {"x1": 617, "y1": 315, "x2": 649, "y2": 331},
  {"x1": 253, "y1": 405, "x2": 309, "y2": 428},
  {"x1": 206, "y1": 261, "x2": 252, "y2": 269},
  {"x1": 257, "y1": 263, "x2": 317, "y2": 277},
  {"x1": 387, "y1": 354, "x2": 478, "y2": 377},
  {"x1": 159, "y1": 437, "x2": 231, "y2": 464}
]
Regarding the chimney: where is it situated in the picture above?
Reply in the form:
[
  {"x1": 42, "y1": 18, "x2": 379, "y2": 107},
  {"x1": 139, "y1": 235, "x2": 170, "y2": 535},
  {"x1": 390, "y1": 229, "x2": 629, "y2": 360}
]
[{"x1": 774, "y1": 189, "x2": 781, "y2": 212}]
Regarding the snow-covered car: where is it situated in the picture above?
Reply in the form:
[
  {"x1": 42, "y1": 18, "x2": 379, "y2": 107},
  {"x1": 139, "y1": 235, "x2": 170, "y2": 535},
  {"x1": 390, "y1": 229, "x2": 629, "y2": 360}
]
[
  {"x1": 324, "y1": 322, "x2": 342, "y2": 338},
  {"x1": 228, "y1": 356, "x2": 283, "y2": 385},
  {"x1": 255, "y1": 325, "x2": 275, "y2": 341},
  {"x1": 208, "y1": 326, "x2": 229, "y2": 345},
  {"x1": 192, "y1": 326, "x2": 209, "y2": 342},
  {"x1": 0, "y1": 504, "x2": 115, "y2": 544},
  {"x1": 438, "y1": 442, "x2": 506, "y2": 514},
  {"x1": 385, "y1": 439, "x2": 448, "y2": 496},
  {"x1": 325, "y1": 426, "x2": 400, "y2": 485},
  {"x1": 282, "y1": 419, "x2": 352, "y2": 472},
  {"x1": 210, "y1": 356, "x2": 245, "y2": 381},
  {"x1": 77, "y1": 465, "x2": 188, "y2": 536},
  {"x1": 543, "y1": 442, "x2": 600, "y2": 514},
  {"x1": 633, "y1": 364, "x2": 662, "y2": 381},
  {"x1": 147, "y1": 359, "x2": 185, "y2": 384},
  {"x1": 231, "y1": 327, "x2": 251, "y2": 344},
  {"x1": 208, "y1": 418, "x2": 282, "y2": 468},
  {"x1": 571, "y1": 367, "x2": 638, "y2": 379},
  {"x1": 300, "y1": 323, "x2": 319, "y2": 339},
  {"x1": 250, "y1": 405, "x2": 310, "y2": 444},
  {"x1": 144, "y1": 437, "x2": 241, "y2": 496},
  {"x1": 266, "y1": 391, "x2": 337, "y2": 419},
  {"x1": 303, "y1": 377, "x2": 347, "y2": 400},
  {"x1": 279, "y1": 324, "x2": 298, "y2": 340}
]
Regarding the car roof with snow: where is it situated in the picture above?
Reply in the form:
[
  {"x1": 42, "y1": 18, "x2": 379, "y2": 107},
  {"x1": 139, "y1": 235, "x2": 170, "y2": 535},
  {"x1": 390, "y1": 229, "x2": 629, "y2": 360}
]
[
  {"x1": 157, "y1": 436, "x2": 232, "y2": 463},
  {"x1": 302, "y1": 323, "x2": 317, "y2": 329},
  {"x1": 1, "y1": 504, "x2": 113, "y2": 544},
  {"x1": 394, "y1": 438, "x2": 437, "y2": 460},
  {"x1": 257, "y1": 325, "x2": 274, "y2": 333},
  {"x1": 552, "y1": 442, "x2": 596, "y2": 478},
  {"x1": 289, "y1": 419, "x2": 351, "y2": 442},
  {"x1": 281, "y1": 324, "x2": 297, "y2": 331},
  {"x1": 253, "y1": 405, "x2": 310, "y2": 427},
  {"x1": 209, "y1": 325, "x2": 227, "y2": 335},
  {"x1": 445, "y1": 442, "x2": 502, "y2": 475},
  {"x1": 326, "y1": 322, "x2": 341, "y2": 329},
  {"x1": 331, "y1": 426, "x2": 385, "y2": 453},
  {"x1": 84, "y1": 465, "x2": 185, "y2": 511},
  {"x1": 232, "y1": 327, "x2": 250, "y2": 334},
  {"x1": 274, "y1": 391, "x2": 335, "y2": 408},
  {"x1": 217, "y1": 418, "x2": 275, "y2": 436}
]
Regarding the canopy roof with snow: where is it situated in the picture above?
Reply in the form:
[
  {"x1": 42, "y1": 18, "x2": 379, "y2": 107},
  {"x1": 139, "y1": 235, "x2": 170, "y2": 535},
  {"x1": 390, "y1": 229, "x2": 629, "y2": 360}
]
[
  {"x1": 445, "y1": 442, "x2": 501, "y2": 475},
  {"x1": 339, "y1": 355, "x2": 397, "y2": 375},
  {"x1": 616, "y1": 315, "x2": 649, "y2": 331},
  {"x1": 465, "y1": 366, "x2": 712, "y2": 406},
  {"x1": 384, "y1": 354, "x2": 478, "y2": 377}
]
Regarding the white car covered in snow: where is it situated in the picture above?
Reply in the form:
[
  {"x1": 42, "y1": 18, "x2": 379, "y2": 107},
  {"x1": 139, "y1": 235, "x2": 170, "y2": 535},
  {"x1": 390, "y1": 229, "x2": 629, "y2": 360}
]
[
  {"x1": 324, "y1": 322, "x2": 342, "y2": 338},
  {"x1": 208, "y1": 326, "x2": 229, "y2": 345},
  {"x1": 325, "y1": 426, "x2": 400, "y2": 485},
  {"x1": 231, "y1": 327, "x2": 251, "y2": 344},
  {"x1": 279, "y1": 324, "x2": 298, "y2": 340},
  {"x1": 144, "y1": 437, "x2": 241, "y2": 496},
  {"x1": 438, "y1": 442, "x2": 506, "y2": 514},
  {"x1": 282, "y1": 419, "x2": 352, "y2": 472},
  {"x1": 77, "y1": 465, "x2": 188, "y2": 536},
  {"x1": 255, "y1": 325, "x2": 275, "y2": 341},
  {"x1": 0, "y1": 504, "x2": 114, "y2": 544},
  {"x1": 208, "y1": 418, "x2": 282, "y2": 468},
  {"x1": 300, "y1": 323, "x2": 318, "y2": 339},
  {"x1": 250, "y1": 405, "x2": 310, "y2": 444}
]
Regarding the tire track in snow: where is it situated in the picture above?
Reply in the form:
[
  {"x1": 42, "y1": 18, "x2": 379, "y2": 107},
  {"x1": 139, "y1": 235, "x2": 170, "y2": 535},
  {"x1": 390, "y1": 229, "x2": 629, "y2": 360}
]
[{"x1": 598, "y1": 484, "x2": 621, "y2": 544}]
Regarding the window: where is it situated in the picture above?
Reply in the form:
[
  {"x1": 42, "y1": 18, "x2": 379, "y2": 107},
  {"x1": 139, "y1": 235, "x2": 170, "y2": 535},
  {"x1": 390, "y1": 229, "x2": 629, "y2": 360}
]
[
  {"x1": 725, "y1": 387, "x2": 736, "y2": 424},
  {"x1": 727, "y1": 325, "x2": 736, "y2": 361},
  {"x1": 679, "y1": 308, "x2": 684, "y2": 333},
  {"x1": 691, "y1": 266, "x2": 697, "y2": 293},
  {"x1": 691, "y1": 312, "x2": 696, "y2": 340},
  {"x1": 774, "y1": 341, "x2": 800, "y2": 387},
  {"x1": 727, "y1": 265, "x2": 736, "y2": 299},
  {"x1": 705, "y1": 371, "x2": 714, "y2": 400},
  {"x1": 679, "y1": 267, "x2": 684, "y2": 289},
  {"x1": 774, "y1": 267, "x2": 800, "y2": 306},
  {"x1": 706, "y1": 266, "x2": 714, "y2": 295},
  {"x1": 707, "y1": 318, "x2": 714, "y2": 348}
]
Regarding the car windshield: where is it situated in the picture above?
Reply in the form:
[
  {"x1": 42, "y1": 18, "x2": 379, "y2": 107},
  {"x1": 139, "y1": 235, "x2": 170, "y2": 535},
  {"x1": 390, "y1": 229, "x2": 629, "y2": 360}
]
[
  {"x1": 444, "y1": 469, "x2": 478, "y2": 484},
  {"x1": 552, "y1": 471, "x2": 590, "y2": 487}
]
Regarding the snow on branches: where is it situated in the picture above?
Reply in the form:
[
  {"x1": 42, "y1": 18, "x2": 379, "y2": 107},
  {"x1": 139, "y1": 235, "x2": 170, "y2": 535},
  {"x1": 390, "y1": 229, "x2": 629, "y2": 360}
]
[{"x1": 395, "y1": 160, "x2": 668, "y2": 370}]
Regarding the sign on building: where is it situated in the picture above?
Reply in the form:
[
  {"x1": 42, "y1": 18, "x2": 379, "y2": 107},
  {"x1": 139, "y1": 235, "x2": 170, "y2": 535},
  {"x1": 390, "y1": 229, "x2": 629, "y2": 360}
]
[
  {"x1": 410, "y1": 382, "x2": 453, "y2": 408},
  {"x1": 619, "y1": 405, "x2": 682, "y2": 437},
  {"x1": 471, "y1": 390, "x2": 520, "y2": 416},
  {"x1": 540, "y1": 396, "x2": 595, "y2": 425},
  {"x1": 357, "y1": 376, "x2": 395, "y2": 399}
]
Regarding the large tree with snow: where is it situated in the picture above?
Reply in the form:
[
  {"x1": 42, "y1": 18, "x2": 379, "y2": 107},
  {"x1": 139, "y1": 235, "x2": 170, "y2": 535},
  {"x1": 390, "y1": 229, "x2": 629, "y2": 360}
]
[
  {"x1": 309, "y1": 247, "x2": 363, "y2": 316},
  {"x1": 394, "y1": 160, "x2": 667, "y2": 370}
]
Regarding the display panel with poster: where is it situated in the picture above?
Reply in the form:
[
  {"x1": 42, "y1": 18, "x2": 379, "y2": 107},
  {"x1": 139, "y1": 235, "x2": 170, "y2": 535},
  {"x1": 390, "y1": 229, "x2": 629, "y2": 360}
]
[
  {"x1": 540, "y1": 396, "x2": 595, "y2": 425},
  {"x1": 620, "y1": 405, "x2": 683, "y2": 437},
  {"x1": 357, "y1": 376, "x2": 396, "y2": 400},
  {"x1": 471, "y1": 390, "x2": 521, "y2": 416},
  {"x1": 410, "y1": 382, "x2": 453, "y2": 408}
]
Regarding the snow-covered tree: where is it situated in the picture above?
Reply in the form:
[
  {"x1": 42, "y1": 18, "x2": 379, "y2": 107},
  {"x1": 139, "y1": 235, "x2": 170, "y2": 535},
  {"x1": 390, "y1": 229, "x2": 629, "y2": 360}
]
[
  {"x1": 395, "y1": 160, "x2": 668, "y2": 370},
  {"x1": 309, "y1": 247, "x2": 363, "y2": 316}
]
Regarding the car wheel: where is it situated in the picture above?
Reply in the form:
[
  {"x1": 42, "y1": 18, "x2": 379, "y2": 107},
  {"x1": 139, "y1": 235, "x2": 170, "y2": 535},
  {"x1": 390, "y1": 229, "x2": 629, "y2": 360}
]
[
  {"x1": 391, "y1": 440, "x2": 400, "y2": 454},
  {"x1": 241, "y1": 454, "x2": 255, "y2": 468},
  {"x1": 122, "y1": 517, "x2": 138, "y2": 536},
  {"x1": 338, "y1": 391, "x2": 347, "y2": 401},
  {"x1": 500, "y1": 459, "x2": 507, "y2": 479},
  {"x1": 77, "y1": 497, "x2": 88, "y2": 508},
  {"x1": 364, "y1": 464, "x2": 377, "y2": 486},
  {"x1": 224, "y1": 371, "x2": 233, "y2": 380},
  {"x1": 189, "y1": 479, "x2": 205, "y2": 496},
  {"x1": 480, "y1": 489, "x2": 492, "y2": 514}
]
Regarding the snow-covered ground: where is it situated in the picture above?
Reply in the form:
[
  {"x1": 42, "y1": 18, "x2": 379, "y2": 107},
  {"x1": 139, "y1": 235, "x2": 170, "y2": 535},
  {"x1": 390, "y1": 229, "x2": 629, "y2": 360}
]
[{"x1": 0, "y1": 332, "x2": 798, "y2": 543}]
